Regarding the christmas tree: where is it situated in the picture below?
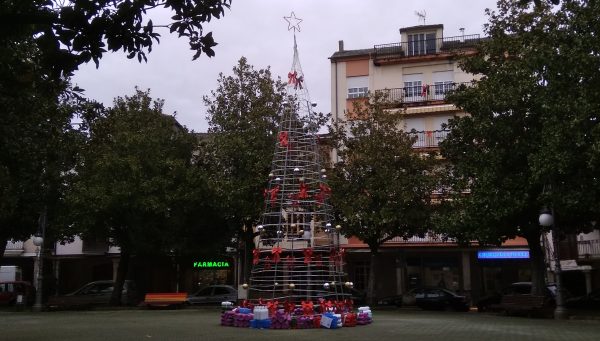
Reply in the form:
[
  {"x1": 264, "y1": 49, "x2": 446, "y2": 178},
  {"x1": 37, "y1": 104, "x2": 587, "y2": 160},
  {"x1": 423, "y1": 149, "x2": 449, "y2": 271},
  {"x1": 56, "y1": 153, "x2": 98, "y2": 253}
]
[{"x1": 246, "y1": 13, "x2": 350, "y2": 304}]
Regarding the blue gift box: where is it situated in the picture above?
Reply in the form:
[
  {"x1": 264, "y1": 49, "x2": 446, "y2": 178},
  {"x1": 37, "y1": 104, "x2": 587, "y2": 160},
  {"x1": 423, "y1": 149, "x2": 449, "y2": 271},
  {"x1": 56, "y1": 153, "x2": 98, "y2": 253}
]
[{"x1": 250, "y1": 319, "x2": 272, "y2": 329}]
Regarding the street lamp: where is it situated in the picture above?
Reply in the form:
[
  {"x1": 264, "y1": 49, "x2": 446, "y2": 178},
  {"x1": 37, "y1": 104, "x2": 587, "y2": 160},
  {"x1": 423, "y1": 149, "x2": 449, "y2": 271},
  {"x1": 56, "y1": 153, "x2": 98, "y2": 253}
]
[
  {"x1": 32, "y1": 233, "x2": 44, "y2": 312},
  {"x1": 539, "y1": 208, "x2": 568, "y2": 320},
  {"x1": 32, "y1": 208, "x2": 47, "y2": 312}
]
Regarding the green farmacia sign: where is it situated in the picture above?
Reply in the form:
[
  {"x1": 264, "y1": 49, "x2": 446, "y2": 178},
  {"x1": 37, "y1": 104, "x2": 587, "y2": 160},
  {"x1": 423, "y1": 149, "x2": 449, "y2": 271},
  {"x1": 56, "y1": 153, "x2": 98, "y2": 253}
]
[{"x1": 193, "y1": 261, "x2": 230, "y2": 269}]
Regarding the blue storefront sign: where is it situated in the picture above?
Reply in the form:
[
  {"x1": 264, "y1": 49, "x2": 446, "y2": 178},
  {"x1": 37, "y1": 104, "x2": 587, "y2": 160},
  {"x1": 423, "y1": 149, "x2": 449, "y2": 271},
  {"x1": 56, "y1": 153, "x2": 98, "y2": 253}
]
[{"x1": 477, "y1": 250, "x2": 530, "y2": 259}]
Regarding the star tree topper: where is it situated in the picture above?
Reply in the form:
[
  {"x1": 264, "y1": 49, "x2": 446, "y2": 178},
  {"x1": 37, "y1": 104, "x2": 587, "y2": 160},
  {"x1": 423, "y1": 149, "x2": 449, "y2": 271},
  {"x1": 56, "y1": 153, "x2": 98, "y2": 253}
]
[{"x1": 284, "y1": 12, "x2": 302, "y2": 32}]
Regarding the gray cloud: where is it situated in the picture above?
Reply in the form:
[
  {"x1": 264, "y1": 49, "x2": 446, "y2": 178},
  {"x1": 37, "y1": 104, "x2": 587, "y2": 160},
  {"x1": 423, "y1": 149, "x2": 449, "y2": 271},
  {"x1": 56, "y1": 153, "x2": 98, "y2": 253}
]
[{"x1": 72, "y1": 0, "x2": 498, "y2": 132}]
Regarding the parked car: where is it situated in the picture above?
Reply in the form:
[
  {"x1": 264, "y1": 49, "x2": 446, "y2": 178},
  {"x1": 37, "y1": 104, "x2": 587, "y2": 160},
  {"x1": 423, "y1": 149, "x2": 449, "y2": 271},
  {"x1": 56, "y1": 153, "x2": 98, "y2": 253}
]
[
  {"x1": 566, "y1": 289, "x2": 600, "y2": 310},
  {"x1": 46, "y1": 280, "x2": 139, "y2": 310},
  {"x1": 377, "y1": 295, "x2": 403, "y2": 307},
  {"x1": 414, "y1": 287, "x2": 470, "y2": 311},
  {"x1": 186, "y1": 285, "x2": 238, "y2": 305},
  {"x1": 401, "y1": 288, "x2": 422, "y2": 306},
  {"x1": 476, "y1": 282, "x2": 557, "y2": 312},
  {"x1": 0, "y1": 281, "x2": 35, "y2": 306}
]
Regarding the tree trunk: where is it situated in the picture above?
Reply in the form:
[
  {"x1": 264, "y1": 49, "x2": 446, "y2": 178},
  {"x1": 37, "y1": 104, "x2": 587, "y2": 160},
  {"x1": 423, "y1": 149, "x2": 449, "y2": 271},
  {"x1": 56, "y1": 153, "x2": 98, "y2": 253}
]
[
  {"x1": 110, "y1": 249, "x2": 130, "y2": 306},
  {"x1": 366, "y1": 247, "x2": 379, "y2": 306},
  {"x1": 525, "y1": 231, "x2": 547, "y2": 296}
]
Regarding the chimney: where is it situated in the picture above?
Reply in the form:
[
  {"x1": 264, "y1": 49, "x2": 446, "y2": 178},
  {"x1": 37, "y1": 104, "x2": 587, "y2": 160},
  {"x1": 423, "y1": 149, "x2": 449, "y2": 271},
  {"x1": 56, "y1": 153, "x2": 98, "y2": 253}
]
[{"x1": 338, "y1": 40, "x2": 344, "y2": 52}]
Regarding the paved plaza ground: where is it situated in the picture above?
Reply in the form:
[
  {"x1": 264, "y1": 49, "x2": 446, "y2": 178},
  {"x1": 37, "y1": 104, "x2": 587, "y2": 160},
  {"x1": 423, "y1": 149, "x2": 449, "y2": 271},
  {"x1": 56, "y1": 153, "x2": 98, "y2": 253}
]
[{"x1": 1, "y1": 307, "x2": 599, "y2": 341}]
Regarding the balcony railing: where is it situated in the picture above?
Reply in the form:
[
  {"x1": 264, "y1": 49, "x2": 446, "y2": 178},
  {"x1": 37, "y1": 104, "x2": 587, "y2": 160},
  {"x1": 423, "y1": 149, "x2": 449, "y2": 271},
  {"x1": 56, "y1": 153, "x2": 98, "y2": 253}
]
[
  {"x1": 5, "y1": 240, "x2": 24, "y2": 250},
  {"x1": 381, "y1": 81, "x2": 472, "y2": 105},
  {"x1": 373, "y1": 34, "x2": 481, "y2": 61},
  {"x1": 4, "y1": 241, "x2": 24, "y2": 255},
  {"x1": 578, "y1": 239, "x2": 600, "y2": 258},
  {"x1": 408, "y1": 130, "x2": 449, "y2": 149},
  {"x1": 386, "y1": 234, "x2": 454, "y2": 244}
]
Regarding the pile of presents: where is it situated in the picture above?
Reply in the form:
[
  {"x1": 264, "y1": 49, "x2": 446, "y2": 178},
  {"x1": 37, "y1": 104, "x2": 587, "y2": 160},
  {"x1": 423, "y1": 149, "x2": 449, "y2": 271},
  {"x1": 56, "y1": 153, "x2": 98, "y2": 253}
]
[{"x1": 220, "y1": 299, "x2": 373, "y2": 329}]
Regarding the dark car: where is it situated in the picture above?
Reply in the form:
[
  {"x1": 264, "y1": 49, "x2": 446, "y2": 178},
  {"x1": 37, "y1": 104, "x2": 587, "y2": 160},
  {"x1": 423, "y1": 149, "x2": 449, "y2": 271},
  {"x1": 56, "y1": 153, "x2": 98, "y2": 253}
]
[
  {"x1": 0, "y1": 281, "x2": 36, "y2": 306},
  {"x1": 414, "y1": 287, "x2": 470, "y2": 311},
  {"x1": 46, "y1": 280, "x2": 139, "y2": 310},
  {"x1": 476, "y1": 282, "x2": 557, "y2": 312},
  {"x1": 186, "y1": 285, "x2": 238, "y2": 305},
  {"x1": 377, "y1": 295, "x2": 403, "y2": 307},
  {"x1": 566, "y1": 289, "x2": 600, "y2": 310}
]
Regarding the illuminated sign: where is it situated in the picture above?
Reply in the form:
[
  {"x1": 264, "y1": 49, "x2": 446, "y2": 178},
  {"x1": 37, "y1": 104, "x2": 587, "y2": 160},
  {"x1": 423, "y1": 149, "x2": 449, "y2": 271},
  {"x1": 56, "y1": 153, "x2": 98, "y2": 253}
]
[
  {"x1": 193, "y1": 261, "x2": 231, "y2": 269},
  {"x1": 477, "y1": 250, "x2": 530, "y2": 259}
]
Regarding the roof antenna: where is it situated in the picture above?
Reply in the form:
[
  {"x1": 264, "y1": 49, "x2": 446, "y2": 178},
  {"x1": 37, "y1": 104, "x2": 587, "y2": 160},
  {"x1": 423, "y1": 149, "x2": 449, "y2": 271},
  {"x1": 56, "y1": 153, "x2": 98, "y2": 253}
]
[{"x1": 415, "y1": 10, "x2": 426, "y2": 25}]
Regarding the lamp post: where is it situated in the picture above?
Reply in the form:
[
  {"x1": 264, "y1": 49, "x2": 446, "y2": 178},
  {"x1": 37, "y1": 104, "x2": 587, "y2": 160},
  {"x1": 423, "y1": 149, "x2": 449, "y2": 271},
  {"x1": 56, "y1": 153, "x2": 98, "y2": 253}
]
[
  {"x1": 539, "y1": 208, "x2": 568, "y2": 320},
  {"x1": 32, "y1": 233, "x2": 44, "y2": 312},
  {"x1": 32, "y1": 208, "x2": 47, "y2": 312}
]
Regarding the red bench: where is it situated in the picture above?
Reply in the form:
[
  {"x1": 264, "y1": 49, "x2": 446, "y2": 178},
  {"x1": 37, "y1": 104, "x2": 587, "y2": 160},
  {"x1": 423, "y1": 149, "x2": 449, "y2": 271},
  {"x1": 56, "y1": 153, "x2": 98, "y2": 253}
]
[{"x1": 143, "y1": 293, "x2": 187, "y2": 308}]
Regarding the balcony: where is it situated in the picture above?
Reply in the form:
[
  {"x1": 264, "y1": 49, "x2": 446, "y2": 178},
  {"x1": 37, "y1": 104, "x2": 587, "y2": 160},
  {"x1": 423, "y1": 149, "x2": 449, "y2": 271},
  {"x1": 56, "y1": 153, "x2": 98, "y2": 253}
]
[
  {"x1": 408, "y1": 130, "x2": 449, "y2": 149},
  {"x1": 578, "y1": 239, "x2": 600, "y2": 259},
  {"x1": 4, "y1": 241, "x2": 24, "y2": 255},
  {"x1": 385, "y1": 234, "x2": 455, "y2": 245},
  {"x1": 373, "y1": 34, "x2": 481, "y2": 65},
  {"x1": 381, "y1": 81, "x2": 472, "y2": 107}
]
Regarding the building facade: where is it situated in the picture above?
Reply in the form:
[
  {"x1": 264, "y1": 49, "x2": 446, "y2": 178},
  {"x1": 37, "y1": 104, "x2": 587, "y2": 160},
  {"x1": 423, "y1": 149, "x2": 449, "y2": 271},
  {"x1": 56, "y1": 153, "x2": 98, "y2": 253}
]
[{"x1": 330, "y1": 24, "x2": 539, "y2": 302}]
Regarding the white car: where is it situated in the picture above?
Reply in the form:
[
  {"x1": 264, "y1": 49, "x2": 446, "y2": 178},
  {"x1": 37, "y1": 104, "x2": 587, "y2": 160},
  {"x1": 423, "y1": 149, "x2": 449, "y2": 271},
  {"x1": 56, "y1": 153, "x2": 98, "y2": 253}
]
[{"x1": 186, "y1": 285, "x2": 238, "y2": 305}]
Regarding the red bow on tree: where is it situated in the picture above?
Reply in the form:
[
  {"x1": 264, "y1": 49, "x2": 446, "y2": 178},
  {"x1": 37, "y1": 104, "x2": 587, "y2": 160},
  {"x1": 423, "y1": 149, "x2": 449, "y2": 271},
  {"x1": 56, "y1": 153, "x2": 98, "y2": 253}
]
[
  {"x1": 252, "y1": 249, "x2": 260, "y2": 265},
  {"x1": 290, "y1": 181, "x2": 309, "y2": 201},
  {"x1": 241, "y1": 300, "x2": 254, "y2": 310},
  {"x1": 267, "y1": 300, "x2": 279, "y2": 317},
  {"x1": 344, "y1": 299, "x2": 354, "y2": 311},
  {"x1": 288, "y1": 71, "x2": 298, "y2": 85},
  {"x1": 284, "y1": 300, "x2": 295, "y2": 313},
  {"x1": 278, "y1": 131, "x2": 289, "y2": 148},
  {"x1": 264, "y1": 185, "x2": 280, "y2": 204},
  {"x1": 301, "y1": 300, "x2": 314, "y2": 315},
  {"x1": 322, "y1": 300, "x2": 334, "y2": 312},
  {"x1": 271, "y1": 246, "x2": 282, "y2": 263},
  {"x1": 303, "y1": 248, "x2": 313, "y2": 264},
  {"x1": 314, "y1": 183, "x2": 332, "y2": 205},
  {"x1": 298, "y1": 182, "x2": 308, "y2": 199}
]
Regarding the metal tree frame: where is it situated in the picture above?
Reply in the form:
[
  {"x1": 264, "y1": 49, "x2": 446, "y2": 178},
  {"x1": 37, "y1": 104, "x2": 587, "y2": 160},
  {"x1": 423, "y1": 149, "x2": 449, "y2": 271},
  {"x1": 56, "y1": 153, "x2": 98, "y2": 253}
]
[{"x1": 247, "y1": 35, "x2": 348, "y2": 303}]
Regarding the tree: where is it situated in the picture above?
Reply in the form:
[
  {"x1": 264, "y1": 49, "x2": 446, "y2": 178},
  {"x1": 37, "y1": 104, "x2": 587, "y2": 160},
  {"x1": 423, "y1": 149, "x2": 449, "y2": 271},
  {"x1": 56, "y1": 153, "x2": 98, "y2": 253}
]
[
  {"x1": 67, "y1": 88, "x2": 203, "y2": 304},
  {"x1": 1, "y1": 0, "x2": 232, "y2": 79},
  {"x1": 200, "y1": 57, "x2": 287, "y2": 282},
  {"x1": 0, "y1": 37, "x2": 82, "y2": 265},
  {"x1": 439, "y1": 0, "x2": 600, "y2": 295},
  {"x1": 329, "y1": 93, "x2": 438, "y2": 304}
]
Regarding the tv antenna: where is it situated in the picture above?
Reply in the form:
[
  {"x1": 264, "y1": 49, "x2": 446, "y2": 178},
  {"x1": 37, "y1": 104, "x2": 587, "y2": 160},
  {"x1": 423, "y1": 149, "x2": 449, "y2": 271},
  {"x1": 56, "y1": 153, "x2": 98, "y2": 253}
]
[{"x1": 415, "y1": 10, "x2": 426, "y2": 25}]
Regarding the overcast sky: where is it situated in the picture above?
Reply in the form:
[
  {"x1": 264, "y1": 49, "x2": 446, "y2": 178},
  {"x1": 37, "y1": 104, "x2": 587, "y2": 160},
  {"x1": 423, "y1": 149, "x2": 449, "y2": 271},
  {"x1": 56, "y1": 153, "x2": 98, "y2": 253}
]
[{"x1": 72, "y1": 0, "x2": 499, "y2": 132}]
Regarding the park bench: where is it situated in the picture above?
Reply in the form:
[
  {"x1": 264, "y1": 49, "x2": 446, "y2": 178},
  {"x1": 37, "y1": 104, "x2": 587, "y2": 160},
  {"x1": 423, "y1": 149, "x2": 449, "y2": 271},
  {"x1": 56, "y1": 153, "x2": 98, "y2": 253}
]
[
  {"x1": 492, "y1": 294, "x2": 549, "y2": 317},
  {"x1": 143, "y1": 293, "x2": 187, "y2": 308}
]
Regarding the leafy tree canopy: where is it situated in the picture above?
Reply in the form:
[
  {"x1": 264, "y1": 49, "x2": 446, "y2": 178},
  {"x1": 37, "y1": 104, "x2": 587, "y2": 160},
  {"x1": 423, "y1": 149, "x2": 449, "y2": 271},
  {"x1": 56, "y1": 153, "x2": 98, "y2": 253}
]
[
  {"x1": 1, "y1": 0, "x2": 231, "y2": 78},
  {"x1": 330, "y1": 93, "x2": 438, "y2": 250},
  {"x1": 329, "y1": 92, "x2": 439, "y2": 303},
  {"x1": 439, "y1": 0, "x2": 600, "y2": 293},
  {"x1": 0, "y1": 37, "x2": 81, "y2": 259},
  {"x1": 66, "y1": 88, "x2": 213, "y2": 303},
  {"x1": 201, "y1": 57, "x2": 286, "y2": 231}
]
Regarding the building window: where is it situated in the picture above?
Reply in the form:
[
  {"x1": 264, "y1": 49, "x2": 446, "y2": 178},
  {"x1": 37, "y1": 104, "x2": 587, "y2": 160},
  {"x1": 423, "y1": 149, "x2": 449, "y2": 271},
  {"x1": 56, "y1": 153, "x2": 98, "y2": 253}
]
[
  {"x1": 348, "y1": 87, "x2": 368, "y2": 99},
  {"x1": 434, "y1": 81, "x2": 454, "y2": 96},
  {"x1": 404, "y1": 80, "x2": 422, "y2": 98},
  {"x1": 407, "y1": 33, "x2": 436, "y2": 56}
]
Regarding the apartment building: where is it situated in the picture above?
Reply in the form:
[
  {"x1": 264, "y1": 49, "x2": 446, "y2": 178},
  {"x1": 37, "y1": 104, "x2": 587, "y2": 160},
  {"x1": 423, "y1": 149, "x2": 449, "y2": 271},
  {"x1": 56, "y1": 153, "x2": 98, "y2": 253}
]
[{"x1": 329, "y1": 24, "x2": 534, "y2": 302}]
